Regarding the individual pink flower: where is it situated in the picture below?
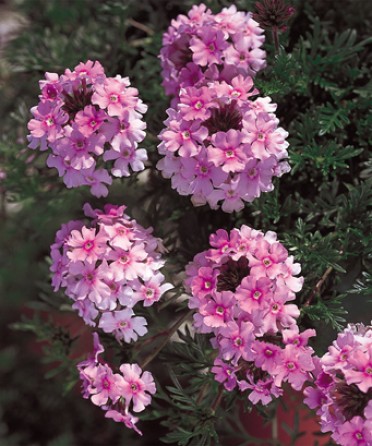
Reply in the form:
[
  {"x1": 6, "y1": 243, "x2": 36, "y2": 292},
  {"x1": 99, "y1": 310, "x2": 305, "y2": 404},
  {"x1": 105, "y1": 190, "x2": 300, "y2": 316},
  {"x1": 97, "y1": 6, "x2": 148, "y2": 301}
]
[
  {"x1": 190, "y1": 28, "x2": 228, "y2": 66},
  {"x1": 120, "y1": 363, "x2": 156, "y2": 412},
  {"x1": 211, "y1": 358, "x2": 239, "y2": 391},
  {"x1": 98, "y1": 309, "x2": 148, "y2": 343},
  {"x1": 66, "y1": 227, "x2": 107, "y2": 263}
]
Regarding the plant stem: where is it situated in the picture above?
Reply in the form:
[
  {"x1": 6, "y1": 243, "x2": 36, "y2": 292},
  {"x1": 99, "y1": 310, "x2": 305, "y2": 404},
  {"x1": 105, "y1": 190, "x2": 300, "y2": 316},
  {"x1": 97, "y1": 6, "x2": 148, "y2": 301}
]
[
  {"x1": 272, "y1": 26, "x2": 280, "y2": 54},
  {"x1": 304, "y1": 266, "x2": 334, "y2": 307},
  {"x1": 211, "y1": 385, "x2": 224, "y2": 413},
  {"x1": 196, "y1": 382, "x2": 210, "y2": 406},
  {"x1": 140, "y1": 309, "x2": 193, "y2": 369}
]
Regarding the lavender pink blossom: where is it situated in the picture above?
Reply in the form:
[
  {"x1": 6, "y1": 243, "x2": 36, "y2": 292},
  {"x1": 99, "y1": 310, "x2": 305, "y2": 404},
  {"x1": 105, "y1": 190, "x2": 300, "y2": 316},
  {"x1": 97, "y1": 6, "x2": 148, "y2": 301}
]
[
  {"x1": 27, "y1": 60, "x2": 147, "y2": 197},
  {"x1": 303, "y1": 323, "x2": 372, "y2": 446},
  {"x1": 160, "y1": 4, "x2": 266, "y2": 100},
  {"x1": 78, "y1": 333, "x2": 156, "y2": 436},
  {"x1": 50, "y1": 203, "x2": 173, "y2": 339},
  {"x1": 157, "y1": 78, "x2": 289, "y2": 212}
]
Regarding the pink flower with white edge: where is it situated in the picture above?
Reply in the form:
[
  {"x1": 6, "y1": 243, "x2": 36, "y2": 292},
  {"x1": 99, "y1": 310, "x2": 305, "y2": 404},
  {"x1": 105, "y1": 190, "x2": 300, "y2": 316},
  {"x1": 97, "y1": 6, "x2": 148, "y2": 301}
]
[
  {"x1": 51, "y1": 204, "x2": 173, "y2": 335},
  {"x1": 27, "y1": 61, "x2": 147, "y2": 196},
  {"x1": 120, "y1": 363, "x2": 156, "y2": 413},
  {"x1": 131, "y1": 273, "x2": 173, "y2": 307}
]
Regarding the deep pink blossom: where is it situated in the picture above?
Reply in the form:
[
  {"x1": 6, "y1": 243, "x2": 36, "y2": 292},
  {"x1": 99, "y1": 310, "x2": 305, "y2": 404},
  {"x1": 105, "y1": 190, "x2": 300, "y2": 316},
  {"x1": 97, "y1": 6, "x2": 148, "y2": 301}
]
[
  {"x1": 160, "y1": 4, "x2": 266, "y2": 98},
  {"x1": 185, "y1": 225, "x2": 314, "y2": 405}
]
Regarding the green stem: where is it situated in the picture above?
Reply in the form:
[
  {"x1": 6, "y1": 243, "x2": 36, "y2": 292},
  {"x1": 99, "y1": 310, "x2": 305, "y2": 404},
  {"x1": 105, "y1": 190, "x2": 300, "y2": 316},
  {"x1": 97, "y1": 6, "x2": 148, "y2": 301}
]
[{"x1": 139, "y1": 309, "x2": 193, "y2": 369}]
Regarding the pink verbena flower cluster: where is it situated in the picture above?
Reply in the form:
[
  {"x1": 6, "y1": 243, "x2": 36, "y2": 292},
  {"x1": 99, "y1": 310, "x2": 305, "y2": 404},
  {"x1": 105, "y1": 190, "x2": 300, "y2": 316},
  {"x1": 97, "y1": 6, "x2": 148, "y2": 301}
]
[
  {"x1": 157, "y1": 78, "x2": 290, "y2": 212},
  {"x1": 78, "y1": 333, "x2": 156, "y2": 436},
  {"x1": 160, "y1": 4, "x2": 266, "y2": 100},
  {"x1": 50, "y1": 203, "x2": 173, "y2": 340},
  {"x1": 185, "y1": 226, "x2": 315, "y2": 405},
  {"x1": 27, "y1": 60, "x2": 147, "y2": 197},
  {"x1": 304, "y1": 323, "x2": 372, "y2": 446}
]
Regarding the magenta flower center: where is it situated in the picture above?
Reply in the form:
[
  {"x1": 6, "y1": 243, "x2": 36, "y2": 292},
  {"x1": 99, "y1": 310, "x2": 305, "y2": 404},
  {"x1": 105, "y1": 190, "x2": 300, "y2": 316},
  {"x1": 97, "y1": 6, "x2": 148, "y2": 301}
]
[
  {"x1": 102, "y1": 378, "x2": 110, "y2": 389},
  {"x1": 216, "y1": 306, "x2": 225, "y2": 315},
  {"x1": 263, "y1": 258, "x2": 272, "y2": 266},
  {"x1": 90, "y1": 120, "x2": 97, "y2": 127},
  {"x1": 145, "y1": 289, "x2": 154, "y2": 297},
  {"x1": 110, "y1": 94, "x2": 118, "y2": 102},
  {"x1": 253, "y1": 290, "x2": 262, "y2": 300},
  {"x1": 84, "y1": 240, "x2": 94, "y2": 251},
  {"x1": 355, "y1": 432, "x2": 363, "y2": 440},
  {"x1": 272, "y1": 304, "x2": 279, "y2": 312},
  {"x1": 366, "y1": 366, "x2": 372, "y2": 375},
  {"x1": 130, "y1": 383, "x2": 138, "y2": 392},
  {"x1": 46, "y1": 117, "x2": 54, "y2": 127},
  {"x1": 194, "y1": 100, "x2": 203, "y2": 110},
  {"x1": 234, "y1": 337, "x2": 243, "y2": 347},
  {"x1": 109, "y1": 282, "x2": 117, "y2": 292},
  {"x1": 86, "y1": 273, "x2": 95, "y2": 282},
  {"x1": 182, "y1": 131, "x2": 190, "y2": 139},
  {"x1": 204, "y1": 280, "x2": 212, "y2": 289},
  {"x1": 76, "y1": 140, "x2": 85, "y2": 149},
  {"x1": 46, "y1": 85, "x2": 57, "y2": 99},
  {"x1": 199, "y1": 165, "x2": 209, "y2": 175},
  {"x1": 120, "y1": 255, "x2": 129, "y2": 264},
  {"x1": 265, "y1": 349, "x2": 273, "y2": 357},
  {"x1": 119, "y1": 321, "x2": 127, "y2": 327},
  {"x1": 248, "y1": 168, "x2": 257, "y2": 178},
  {"x1": 286, "y1": 362, "x2": 295, "y2": 370},
  {"x1": 257, "y1": 132, "x2": 264, "y2": 140}
]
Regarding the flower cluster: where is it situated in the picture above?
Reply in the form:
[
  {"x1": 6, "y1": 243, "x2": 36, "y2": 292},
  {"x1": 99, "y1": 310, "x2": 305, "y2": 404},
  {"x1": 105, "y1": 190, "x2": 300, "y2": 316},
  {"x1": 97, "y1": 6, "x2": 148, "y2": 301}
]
[
  {"x1": 304, "y1": 323, "x2": 372, "y2": 446},
  {"x1": 160, "y1": 4, "x2": 266, "y2": 100},
  {"x1": 27, "y1": 60, "x2": 147, "y2": 197},
  {"x1": 157, "y1": 78, "x2": 290, "y2": 212},
  {"x1": 185, "y1": 226, "x2": 315, "y2": 405},
  {"x1": 78, "y1": 333, "x2": 156, "y2": 435},
  {"x1": 50, "y1": 203, "x2": 173, "y2": 340}
]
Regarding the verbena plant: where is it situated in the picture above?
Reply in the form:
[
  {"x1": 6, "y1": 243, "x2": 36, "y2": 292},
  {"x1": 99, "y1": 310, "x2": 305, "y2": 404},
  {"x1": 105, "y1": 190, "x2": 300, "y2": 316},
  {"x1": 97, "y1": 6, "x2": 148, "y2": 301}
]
[{"x1": 1, "y1": 0, "x2": 371, "y2": 445}]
